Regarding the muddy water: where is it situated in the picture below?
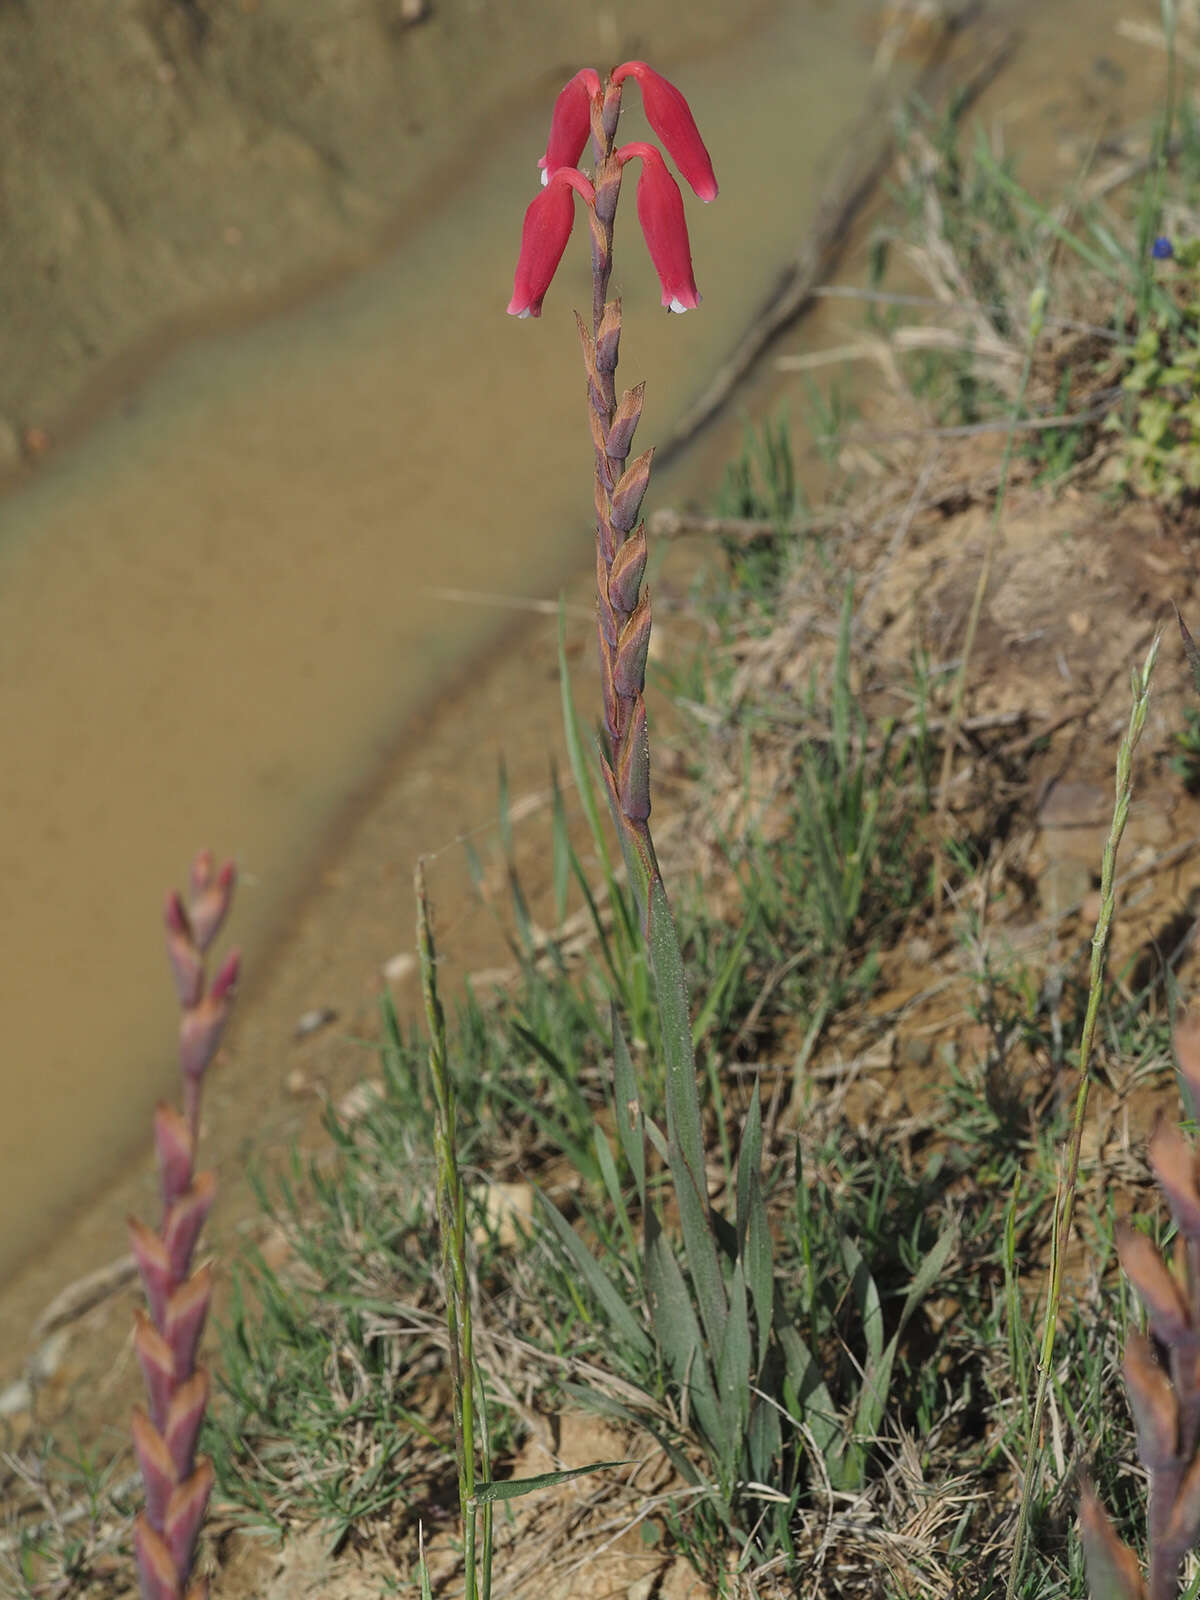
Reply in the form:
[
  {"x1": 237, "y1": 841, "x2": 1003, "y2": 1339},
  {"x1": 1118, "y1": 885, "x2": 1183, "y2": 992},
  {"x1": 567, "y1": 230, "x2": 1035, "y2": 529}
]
[{"x1": 0, "y1": 0, "x2": 905, "y2": 1283}]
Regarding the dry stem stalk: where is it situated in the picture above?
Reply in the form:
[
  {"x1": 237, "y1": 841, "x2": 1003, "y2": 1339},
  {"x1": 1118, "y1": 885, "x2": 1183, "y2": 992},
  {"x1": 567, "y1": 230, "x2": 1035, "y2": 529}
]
[{"x1": 130, "y1": 852, "x2": 238, "y2": 1600}]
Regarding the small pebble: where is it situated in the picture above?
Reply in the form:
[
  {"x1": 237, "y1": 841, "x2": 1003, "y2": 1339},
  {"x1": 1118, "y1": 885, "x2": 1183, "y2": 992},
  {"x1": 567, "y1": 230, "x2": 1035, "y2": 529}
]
[
  {"x1": 382, "y1": 951, "x2": 416, "y2": 983},
  {"x1": 294, "y1": 1005, "x2": 337, "y2": 1040}
]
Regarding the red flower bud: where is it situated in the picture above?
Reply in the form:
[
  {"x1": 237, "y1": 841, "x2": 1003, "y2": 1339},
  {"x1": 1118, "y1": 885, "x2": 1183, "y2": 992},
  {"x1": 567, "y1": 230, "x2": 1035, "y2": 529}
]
[
  {"x1": 617, "y1": 143, "x2": 701, "y2": 313},
  {"x1": 507, "y1": 168, "x2": 596, "y2": 319},
  {"x1": 612, "y1": 60, "x2": 717, "y2": 202},
  {"x1": 537, "y1": 68, "x2": 601, "y2": 185}
]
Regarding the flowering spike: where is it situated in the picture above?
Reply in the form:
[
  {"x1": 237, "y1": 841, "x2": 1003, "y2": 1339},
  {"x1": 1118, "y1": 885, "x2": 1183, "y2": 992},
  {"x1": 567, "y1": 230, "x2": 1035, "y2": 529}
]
[
  {"x1": 508, "y1": 169, "x2": 595, "y2": 319},
  {"x1": 537, "y1": 68, "x2": 601, "y2": 184},
  {"x1": 617, "y1": 143, "x2": 700, "y2": 313},
  {"x1": 612, "y1": 60, "x2": 718, "y2": 201}
]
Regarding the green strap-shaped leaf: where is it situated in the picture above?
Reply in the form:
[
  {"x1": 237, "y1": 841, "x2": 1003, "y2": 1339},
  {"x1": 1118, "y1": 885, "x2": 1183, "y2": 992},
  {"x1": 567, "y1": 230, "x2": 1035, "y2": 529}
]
[
  {"x1": 715, "y1": 1260, "x2": 752, "y2": 1475},
  {"x1": 645, "y1": 1210, "x2": 721, "y2": 1447},
  {"x1": 746, "y1": 1390, "x2": 783, "y2": 1488},
  {"x1": 538, "y1": 1194, "x2": 652, "y2": 1362},
  {"x1": 736, "y1": 1090, "x2": 763, "y2": 1246},
  {"x1": 472, "y1": 1459, "x2": 632, "y2": 1506},
  {"x1": 740, "y1": 1121, "x2": 774, "y2": 1375},
  {"x1": 610, "y1": 1005, "x2": 646, "y2": 1207},
  {"x1": 669, "y1": 1125, "x2": 728, "y2": 1360},
  {"x1": 841, "y1": 1234, "x2": 884, "y2": 1369},
  {"x1": 645, "y1": 875, "x2": 726, "y2": 1356},
  {"x1": 779, "y1": 1325, "x2": 841, "y2": 1468}
]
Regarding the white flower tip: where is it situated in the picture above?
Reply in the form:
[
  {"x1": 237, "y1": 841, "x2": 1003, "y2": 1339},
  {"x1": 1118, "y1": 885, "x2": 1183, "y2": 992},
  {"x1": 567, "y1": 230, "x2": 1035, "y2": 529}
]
[{"x1": 667, "y1": 296, "x2": 700, "y2": 315}]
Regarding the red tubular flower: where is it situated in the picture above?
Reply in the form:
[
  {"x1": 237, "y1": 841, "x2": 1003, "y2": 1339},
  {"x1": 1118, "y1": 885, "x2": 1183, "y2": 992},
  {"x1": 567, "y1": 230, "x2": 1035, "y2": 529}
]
[
  {"x1": 617, "y1": 143, "x2": 700, "y2": 313},
  {"x1": 538, "y1": 68, "x2": 601, "y2": 185},
  {"x1": 612, "y1": 60, "x2": 717, "y2": 202},
  {"x1": 507, "y1": 167, "x2": 596, "y2": 318}
]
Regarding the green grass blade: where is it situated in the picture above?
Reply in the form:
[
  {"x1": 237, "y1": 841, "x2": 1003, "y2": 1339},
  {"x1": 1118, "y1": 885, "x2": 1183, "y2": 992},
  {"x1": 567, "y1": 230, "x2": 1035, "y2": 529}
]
[
  {"x1": 852, "y1": 1224, "x2": 957, "y2": 1465},
  {"x1": 593, "y1": 1123, "x2": 639, "y2": 1266},
  {"x1": 690, "y1": 916, "x2": 753, "y2": 1049},
  {"x1": 551, "y1": 763, "x2": 571, "y2": 927},
  {"x1": 538, "y1": 1194, "x2": 653, "y2": 1361},
  {"x1": 473, "y1": 1460, "x2": 632, "y2": 1506}
]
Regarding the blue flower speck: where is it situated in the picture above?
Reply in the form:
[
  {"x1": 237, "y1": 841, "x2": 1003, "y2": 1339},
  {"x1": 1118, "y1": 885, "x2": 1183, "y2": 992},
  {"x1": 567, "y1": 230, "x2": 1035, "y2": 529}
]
[{"x1": 1152, "y1": 236, "x2": 1175, "y2": 260}]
